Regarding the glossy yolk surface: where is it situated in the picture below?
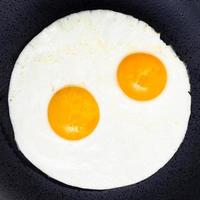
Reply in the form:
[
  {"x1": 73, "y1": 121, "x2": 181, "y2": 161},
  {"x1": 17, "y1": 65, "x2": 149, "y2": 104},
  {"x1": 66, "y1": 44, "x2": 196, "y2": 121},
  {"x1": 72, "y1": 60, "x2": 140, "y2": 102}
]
[
  {"x1": 117, "y1": 53, "x2": 167, "y2": 101},
  {"x1": 48, "y1": 86, "x2": 100, "y2": 140}
]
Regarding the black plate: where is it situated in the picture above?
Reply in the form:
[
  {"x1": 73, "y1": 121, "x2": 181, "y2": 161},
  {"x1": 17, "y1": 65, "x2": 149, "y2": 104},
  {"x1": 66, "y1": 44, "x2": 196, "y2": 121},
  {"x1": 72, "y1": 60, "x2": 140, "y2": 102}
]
[{"x1": 1, "y1": 0, "x2": 200, "y2": 199}]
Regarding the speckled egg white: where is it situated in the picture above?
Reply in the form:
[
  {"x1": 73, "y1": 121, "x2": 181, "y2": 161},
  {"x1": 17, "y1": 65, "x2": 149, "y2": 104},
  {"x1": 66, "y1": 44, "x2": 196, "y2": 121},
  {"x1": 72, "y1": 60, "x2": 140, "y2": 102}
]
[{"x1": 8, "y1": 10, "x2": 191, "y2": 189}]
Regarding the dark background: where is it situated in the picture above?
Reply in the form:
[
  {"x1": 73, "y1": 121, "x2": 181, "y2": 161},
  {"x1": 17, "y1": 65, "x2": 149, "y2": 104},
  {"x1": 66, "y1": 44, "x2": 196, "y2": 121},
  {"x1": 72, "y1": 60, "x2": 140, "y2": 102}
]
[{"x1": 1, "y1": 0, "x2": 200, "y2": 199}]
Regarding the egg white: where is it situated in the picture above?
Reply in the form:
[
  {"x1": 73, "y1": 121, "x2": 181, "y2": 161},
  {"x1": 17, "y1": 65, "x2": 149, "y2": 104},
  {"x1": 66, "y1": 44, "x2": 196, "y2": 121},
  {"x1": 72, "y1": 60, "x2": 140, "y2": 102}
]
[{"x1": 9, "y1": 10, "x2": 191, "y2": 189}]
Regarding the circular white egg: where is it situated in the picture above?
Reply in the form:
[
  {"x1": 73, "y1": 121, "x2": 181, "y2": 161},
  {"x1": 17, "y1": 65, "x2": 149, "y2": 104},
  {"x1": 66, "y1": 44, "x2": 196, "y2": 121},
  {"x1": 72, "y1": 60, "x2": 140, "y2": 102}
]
[{"x1": 8, "y1": 10, "x2": 191, "y2": 189}]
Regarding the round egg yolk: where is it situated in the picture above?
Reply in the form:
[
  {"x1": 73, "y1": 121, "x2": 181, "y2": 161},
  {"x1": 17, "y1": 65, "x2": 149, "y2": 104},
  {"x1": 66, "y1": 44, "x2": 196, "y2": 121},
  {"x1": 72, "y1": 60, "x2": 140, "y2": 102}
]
[
  {"x1": 48, "y1": 86, "x2": 100, "y2": 141},
  {"x1": 117, "y1": 53, "x2": 167, "y2": 101}
]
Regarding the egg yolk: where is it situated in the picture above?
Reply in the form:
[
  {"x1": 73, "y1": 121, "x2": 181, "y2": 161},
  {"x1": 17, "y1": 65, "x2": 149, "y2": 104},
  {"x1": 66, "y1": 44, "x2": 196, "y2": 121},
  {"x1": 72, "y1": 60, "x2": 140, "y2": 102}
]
[
  {"x1": 48, "y1": 86, "x2": 100, "y2": 140},
  {"x1": 117, "y1": 53, "x2": 167, "y2": 101}
]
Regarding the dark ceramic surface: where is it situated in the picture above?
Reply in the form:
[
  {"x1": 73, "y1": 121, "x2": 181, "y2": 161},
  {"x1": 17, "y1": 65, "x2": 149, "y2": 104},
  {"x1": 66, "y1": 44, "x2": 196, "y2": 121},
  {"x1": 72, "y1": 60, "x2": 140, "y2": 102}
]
[{"x1": 1, "y1": 0, "x2": 200, "y2": 199}]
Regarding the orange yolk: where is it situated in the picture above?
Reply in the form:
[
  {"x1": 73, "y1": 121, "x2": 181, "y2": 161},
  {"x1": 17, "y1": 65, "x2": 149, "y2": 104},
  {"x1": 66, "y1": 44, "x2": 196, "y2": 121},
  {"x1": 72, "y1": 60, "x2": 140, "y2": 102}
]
[
  {"x1": 117, "y1": 53, "x2": 167, "y2": 101},
  {"x1": 48, "y1": 86, "x2": 100, "y2": 140}
]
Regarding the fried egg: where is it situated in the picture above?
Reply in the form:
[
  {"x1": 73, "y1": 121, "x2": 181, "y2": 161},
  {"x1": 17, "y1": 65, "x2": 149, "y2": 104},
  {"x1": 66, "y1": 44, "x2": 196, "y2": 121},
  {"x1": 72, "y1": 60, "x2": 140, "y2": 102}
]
[{"x1": 8, "y1": 10, "x2": 191, "y2": 189}]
